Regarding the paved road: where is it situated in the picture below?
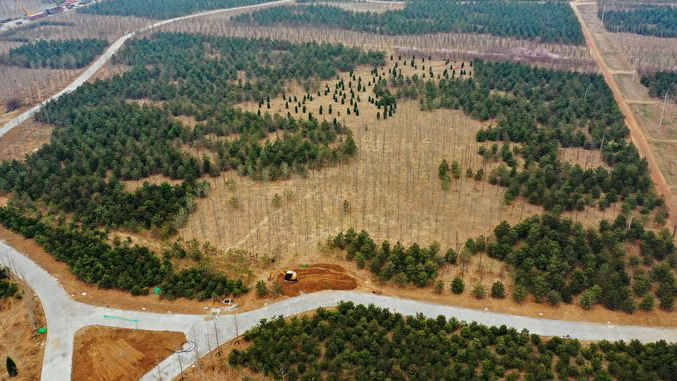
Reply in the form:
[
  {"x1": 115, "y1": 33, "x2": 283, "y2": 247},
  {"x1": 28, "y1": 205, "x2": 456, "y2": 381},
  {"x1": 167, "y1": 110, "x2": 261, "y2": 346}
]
[
  {"x1": 1, "y1": 242, "x2": 675, "y2": 381},
  {"x1": 0, "y1": 0, "x2": 293, "y2": 137}
]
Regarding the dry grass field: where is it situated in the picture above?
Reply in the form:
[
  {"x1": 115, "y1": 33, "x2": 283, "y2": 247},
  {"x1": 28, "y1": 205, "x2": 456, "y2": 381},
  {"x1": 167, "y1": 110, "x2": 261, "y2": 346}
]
[
  {"x1": 168, "y1": 58, "x2": 621, "y2": 276},
  {"x1": 0, "y1": 276, "x2": 46, "y2": 381}
]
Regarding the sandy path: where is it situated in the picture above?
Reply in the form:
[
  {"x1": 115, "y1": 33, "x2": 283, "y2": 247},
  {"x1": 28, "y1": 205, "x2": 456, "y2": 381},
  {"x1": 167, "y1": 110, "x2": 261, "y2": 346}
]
[{"x1": 571, "y1": 1, "x2": 677, "y2": 226}]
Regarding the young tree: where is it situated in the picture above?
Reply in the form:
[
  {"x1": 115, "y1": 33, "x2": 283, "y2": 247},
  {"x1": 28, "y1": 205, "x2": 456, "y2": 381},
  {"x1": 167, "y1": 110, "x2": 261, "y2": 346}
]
[
  {"x1": 512, "y1": 285, "x2": 527, "y2": 304},
  {"x1": 434, "y1": 280, "x2": 444, "y2": 294},
  {"x1": 491, "y1": 281, "x2": 505, "y2": 299},
  {"x1": 451, "y1": 277, "x2": 465, "y2": 294},
  {"x1": 256, "y1": 280, "x2": 268, "y2": 297},
  {"x1": 472, "y1": 284, "x2": 486, "y2": 299}
]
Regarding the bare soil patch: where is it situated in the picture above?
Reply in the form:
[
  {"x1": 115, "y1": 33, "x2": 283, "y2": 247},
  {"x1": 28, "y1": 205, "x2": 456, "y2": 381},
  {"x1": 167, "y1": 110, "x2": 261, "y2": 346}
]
[
  {"x1": 72, "y1": 326, "x2": 185, "y2": 381},
  {"x1": 274, "y1": 264, "x2": 357, "y2": 297},
  {"x1": 0, "y1": 276, "x2": 46, "y2": 381}
]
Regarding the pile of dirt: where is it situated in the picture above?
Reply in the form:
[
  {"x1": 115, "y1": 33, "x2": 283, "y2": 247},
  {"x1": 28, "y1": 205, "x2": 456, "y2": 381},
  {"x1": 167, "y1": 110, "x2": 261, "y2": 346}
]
[
  {"x1": 72, "y1": 326, "x2": 186, "y2": 381},
  {"x1": 276, "y1": 264, "x2": 357, "y2": 297}
]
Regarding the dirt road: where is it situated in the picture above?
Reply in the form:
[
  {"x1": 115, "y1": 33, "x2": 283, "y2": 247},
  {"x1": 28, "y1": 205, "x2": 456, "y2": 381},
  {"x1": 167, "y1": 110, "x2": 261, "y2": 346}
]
[{"x1": 571, "y1": 1, "x2": 677, "y2": 226}]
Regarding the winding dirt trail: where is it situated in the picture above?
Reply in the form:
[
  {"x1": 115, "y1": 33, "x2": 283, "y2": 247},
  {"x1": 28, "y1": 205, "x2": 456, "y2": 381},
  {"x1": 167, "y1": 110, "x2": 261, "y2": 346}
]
[{"x1": 571, "y1": 1, "x2": 677, "y2": 227}]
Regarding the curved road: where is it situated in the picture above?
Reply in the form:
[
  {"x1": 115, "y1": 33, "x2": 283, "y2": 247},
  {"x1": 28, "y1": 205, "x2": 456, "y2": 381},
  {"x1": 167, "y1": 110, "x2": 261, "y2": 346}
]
[
  {"x1": 0, "y1": 2, "x2": 676, "y2": 380},
  {"x1": 0, "y1": 0, "x2": 292, "y2": 138},
  {"x1": 1, "y1": 242, "x2": 675, "y2": 381}
]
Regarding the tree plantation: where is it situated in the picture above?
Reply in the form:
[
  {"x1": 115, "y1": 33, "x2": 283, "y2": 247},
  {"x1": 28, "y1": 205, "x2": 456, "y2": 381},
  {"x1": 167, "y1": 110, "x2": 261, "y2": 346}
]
[
  {"x1": 79, "y1": 0, "x2": 270, "y2": 19},
  {"x1": 234, "y1": 0, "x2": 584, "y2": 44},
  {"x1": 600, "y1": 6, "x2": 677, "y2": 38},
  {"x1": 0, "y1": 206, "x2": 247, "y2": 299},
  {"x1": 0, "y1": 34, "x2": 374, "y2": 231},
  {"x1": 392, "y1": 59, "x2": 661, "y2": 215},
  {"x1": 640, "y1": 71, "x2": 677, "y2": 99},
  {"x1": 330, "y1": 211, "x2": 676, "y2": 313},
  {"x1": 229, "y1": 302, "x2": 677, "y2": 380},
  {"x1": 0, "y1": 39, "x2": 107, "y2": 69}
]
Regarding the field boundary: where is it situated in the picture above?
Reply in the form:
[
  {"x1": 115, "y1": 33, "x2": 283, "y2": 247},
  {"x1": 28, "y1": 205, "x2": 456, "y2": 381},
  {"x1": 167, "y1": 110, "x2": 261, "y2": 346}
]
[{"x1": 571, "y1": 0, "x2": 677, "y2": 226}]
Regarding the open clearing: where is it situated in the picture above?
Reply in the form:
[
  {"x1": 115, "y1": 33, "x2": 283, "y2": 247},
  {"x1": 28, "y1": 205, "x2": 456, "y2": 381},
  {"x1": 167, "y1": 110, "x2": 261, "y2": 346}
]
[
  {"x1": 72, "y1": 326, "x2": 185, "y2": 381},
  {"x1": 0, "y1": 276, "x2": 46, "y2": 381}
]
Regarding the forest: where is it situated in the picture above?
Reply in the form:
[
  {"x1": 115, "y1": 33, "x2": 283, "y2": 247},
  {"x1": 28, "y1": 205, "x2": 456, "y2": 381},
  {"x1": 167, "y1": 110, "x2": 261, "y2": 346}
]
[
  {"x1": 79, "y1": 0, "x2": 269, "y2": 19},
  {"x1": 233, "y1": 0, "x2": 584, "y2": 44},
  {"x1": 0, "y1": 39, "x2": 107, "y2": 69},
  {"x1": 640, "y1": 70, "x2": 677, "y2": 98},
  {"x1": 330, "y1": 212, "x2": 676, "y2": 312},
  {"x1": 0, "y1": 266, "x2": 18, "y2": 300},
  {"x1": 390, "y1": 59, "x2": 660, "y2": 216},
  {"x1": 229, "y1": 302, "x2": 677, "y2": 380},
  {"x1": 600, "y1": 6, "x2": 677, "y2": 38},
  {"x1": 0, "y1": 34, "x2": 376, "y2": 231},
  {"x1": 0, "y1": 206, "x2": 247, "y2": 299}
]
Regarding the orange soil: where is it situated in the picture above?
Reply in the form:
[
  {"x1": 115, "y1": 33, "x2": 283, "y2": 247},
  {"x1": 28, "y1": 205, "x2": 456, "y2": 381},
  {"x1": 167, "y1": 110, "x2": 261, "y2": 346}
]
[
  {"x1": 275, "y1": 264, "x2": 357, "y2": 296},
  {"x1": 72, "y1": 326, "x2": 185, "y2": 381}
]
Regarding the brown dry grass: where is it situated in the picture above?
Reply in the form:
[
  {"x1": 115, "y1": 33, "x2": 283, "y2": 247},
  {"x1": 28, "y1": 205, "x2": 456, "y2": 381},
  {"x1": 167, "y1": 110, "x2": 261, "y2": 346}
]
[
  {"x1": 72, "y1": 326, "x2": 185, "y2": 381},
  {"x1": 178, "y1": 60, "x2": 617, "y2": 261},
  {"x1": 0, "y1": 119, "x2": 53, "y2": 161},
  {"x1": 326, "y1": 1, "x2": 405, "y2": 13},
  {"x1": 0, "y1": 275, "x2": 46, "y2": 381}
]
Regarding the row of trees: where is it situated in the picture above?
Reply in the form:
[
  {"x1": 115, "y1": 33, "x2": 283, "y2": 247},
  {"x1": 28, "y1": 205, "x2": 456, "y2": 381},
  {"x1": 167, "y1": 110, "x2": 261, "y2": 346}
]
[
  {"x1": 328, "y1": 211, "x2": 676, "y2": 312},
  {"x1": 234, "y1": 1, "x2": 584, "y2": 44},
  {"x1": 400, "y1": 59, "x2": 658, "y2": 215},
  {"x1": 0, "y1": 39, "x2": 107, "y2": 69},
  {"x1": 640, "y1": 70, "x2": 677, "y2": 98},
  {"x1": 0, "y1": 266, "x2": 18, "y2": 300},
  {"x1": 1, "y1": 34, "x2": 374, "y2": 230},
  {"x1": 229, "y1": 302, "x2": 677, "y2": 380},
  {"x1": 329, "y1": 228, "x2": 445, "y2": 287},
  {"x1": 0, "y1": 206, "x2": 248, "y2": 299},
  {"x1": 79, "y1": 0, "x2": 269, "y2": 19},
  {"x1": 601, "y1": 6, "x2": 677, "y2": 38}
]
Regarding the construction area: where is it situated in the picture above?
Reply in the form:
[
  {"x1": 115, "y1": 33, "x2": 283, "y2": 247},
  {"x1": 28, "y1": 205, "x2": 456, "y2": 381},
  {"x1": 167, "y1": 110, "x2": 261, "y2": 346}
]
[{"x1": 272, "y1": 264, "x2": 357, "y2": 297}]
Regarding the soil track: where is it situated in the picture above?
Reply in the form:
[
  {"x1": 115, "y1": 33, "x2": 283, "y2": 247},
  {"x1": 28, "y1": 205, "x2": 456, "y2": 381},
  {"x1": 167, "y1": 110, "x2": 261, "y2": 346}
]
[
  {"x1": 571, "y1": 1, "x2": 677, "y2": 226},
  {"x1": 276, "y1": 264, "x2": 357, "y2": 296}
]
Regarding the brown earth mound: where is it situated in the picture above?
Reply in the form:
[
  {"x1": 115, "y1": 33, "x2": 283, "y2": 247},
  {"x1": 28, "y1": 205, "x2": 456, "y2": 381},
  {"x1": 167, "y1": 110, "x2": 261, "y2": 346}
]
[
  {"x1": 72, "y1": 326, "x2": 185, "y2": 381},
  {"x1": 277, "y1": 264, "x2": 357, "y2": 297}
]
